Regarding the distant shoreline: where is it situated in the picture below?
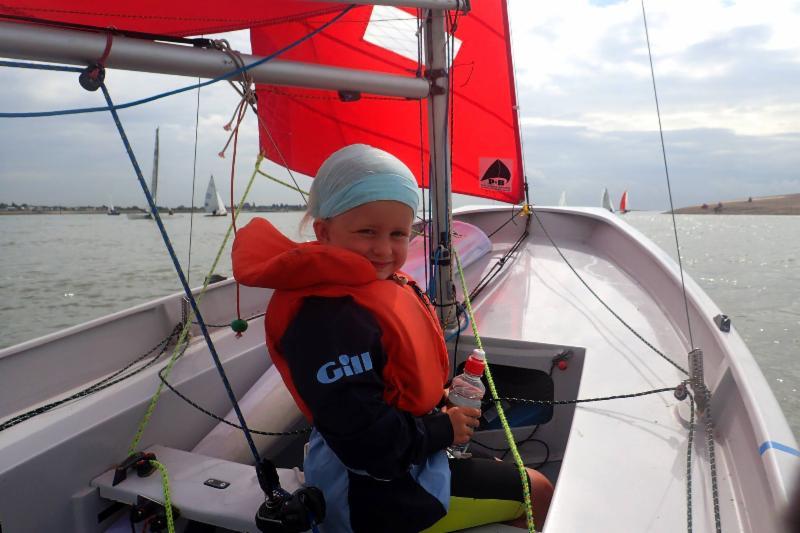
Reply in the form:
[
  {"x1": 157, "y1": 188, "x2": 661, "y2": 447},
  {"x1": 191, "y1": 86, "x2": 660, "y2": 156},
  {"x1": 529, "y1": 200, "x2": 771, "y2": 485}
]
[
  {"x1": 0, "y1": 206, "x2": 306, "y2": 216},
  {"x1": 669, "y1": 193, "x2": 800, "y2": 215}
]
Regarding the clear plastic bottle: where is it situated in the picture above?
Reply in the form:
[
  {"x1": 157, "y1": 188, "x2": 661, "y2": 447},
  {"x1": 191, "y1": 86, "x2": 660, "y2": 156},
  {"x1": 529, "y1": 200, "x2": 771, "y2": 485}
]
[{"x1": 447, "y1": 349, "x2": 486, "y2": 459}]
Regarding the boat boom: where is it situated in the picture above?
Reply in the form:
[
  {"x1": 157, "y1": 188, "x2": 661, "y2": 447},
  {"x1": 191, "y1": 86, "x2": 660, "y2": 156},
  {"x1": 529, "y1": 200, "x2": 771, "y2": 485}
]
[{"x1": 0, "y1": 20, "x2": 430, "y2": 99}]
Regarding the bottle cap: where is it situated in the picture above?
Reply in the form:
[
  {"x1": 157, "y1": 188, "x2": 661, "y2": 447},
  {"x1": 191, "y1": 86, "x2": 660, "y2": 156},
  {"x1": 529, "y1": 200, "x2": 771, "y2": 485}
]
[
  {"x1": 465, "y1": 354, "x2": 485, "y2": 376},
  {"x1": 470, "y1": 349, "x2": 486, "y2": 361}
]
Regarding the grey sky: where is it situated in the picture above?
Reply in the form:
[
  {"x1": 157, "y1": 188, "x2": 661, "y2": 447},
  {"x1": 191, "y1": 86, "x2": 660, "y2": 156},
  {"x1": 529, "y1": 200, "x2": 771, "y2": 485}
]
[{"x1": 1, "y1": 0, "x2": 799, "y2": 211}]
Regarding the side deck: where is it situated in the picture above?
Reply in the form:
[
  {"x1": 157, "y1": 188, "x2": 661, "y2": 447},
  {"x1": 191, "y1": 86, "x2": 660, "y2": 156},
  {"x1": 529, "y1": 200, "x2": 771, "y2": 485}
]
[{"x1": 456, "y1": 206, "x2": 798, "y2": 532}]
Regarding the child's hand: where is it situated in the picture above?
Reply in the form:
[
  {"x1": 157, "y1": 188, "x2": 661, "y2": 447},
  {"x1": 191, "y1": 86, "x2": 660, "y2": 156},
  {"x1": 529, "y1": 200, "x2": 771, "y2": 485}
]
[{"x1": 444, "y1": 406, "x2": 481, "y2": 445}]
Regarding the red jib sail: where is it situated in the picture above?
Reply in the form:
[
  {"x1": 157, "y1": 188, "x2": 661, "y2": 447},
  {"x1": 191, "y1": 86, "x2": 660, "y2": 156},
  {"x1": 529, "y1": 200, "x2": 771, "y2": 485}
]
[
  {"x1": 620, "y1": 190, "x2": 628, "y2": 213},
  {"x1": 251, "y1": 2, "x2": 524, "y2": 204}
]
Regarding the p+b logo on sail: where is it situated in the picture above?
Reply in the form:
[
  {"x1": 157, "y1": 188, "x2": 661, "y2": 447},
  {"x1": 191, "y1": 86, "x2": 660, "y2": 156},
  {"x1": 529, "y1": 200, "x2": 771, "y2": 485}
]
[{"x1": 316, "y1": 352, "x2": 374, "y2": 384}]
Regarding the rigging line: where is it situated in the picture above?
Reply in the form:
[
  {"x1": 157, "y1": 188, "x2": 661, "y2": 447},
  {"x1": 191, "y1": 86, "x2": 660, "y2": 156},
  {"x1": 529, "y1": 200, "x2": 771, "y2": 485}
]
[
  {"x1": 0, "y1": 4, "x2": 356, "y2": 119},
  {"x1": 686, "y1": 390, "x2": 695, "y2": 533},
  {"x1": 157, "y1": 366, "x2": 312, "y2": 437},
  {"x1": 453, "y1": 249, "x2": 534, "y2": 533},
  {"x1": 0, "y1": 12, "x2": 213, "y2": 48},
  {"x1": 99, "y1": 84, "x2": 262, "y2": 464},
  {"x1": 469, "y1": 222, "x2": 528, "y2": 303},
  {"x1": 531, "y1": 207, "x2": 689, "y2": 375},
  {"x1": 416, "y1": 8, "x2": 430, "y2": 295},
  {"x1": 148, "y1": 460, "x2": 176, "y2": 533},
  {"x1": 0, "y1": 60, "x2": 82, "y2": 73},
  {"x1": 248, "y1": 101, "x2": 308, "y2": 205},
  {"x1": 700, "y1": 388, "x2": 724, "y2": 532},
  {"x1": 487, "y1": 206, "x2": 523, "y2": 238},
  {"x1": 225, "y1": 43, "x2": 308, "y2": 206},
  {"x1": 187, "y1": 75, "x2": 201, "y2": 286},
  {"x1": 256, "y1": 168, "x2": 308, "y2": 195},
  {"x1": 493, "y1": 386, "x2": 676, "y2": 405},
  {"x1": 228, "y1": 105, "x2": 245, "y2": 321},
  {"x1": 0, "y1": 325, "x2": 180, "y2": 432},
  {"x1": 129, "y1": 157, "x2": 263, "y2": 454},
  {"x1": 214, "y1": 36, "x2": 308, "y2": 207},
  {"x1": 443, "y1": 10, "x2": 459, "y2": 326},
  {"x1": 640, "y1": 0, "x2": 695, "y2": 349},
  {"x1": 195, "y1": 311, "x2": 265, "y2": 328}
]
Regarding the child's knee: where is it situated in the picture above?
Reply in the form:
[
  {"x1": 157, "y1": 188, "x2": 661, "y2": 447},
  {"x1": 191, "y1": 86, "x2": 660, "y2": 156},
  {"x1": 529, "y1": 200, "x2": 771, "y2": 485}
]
[{"x1": 527, "y1": 467, "x2": 553, "y2": 492}]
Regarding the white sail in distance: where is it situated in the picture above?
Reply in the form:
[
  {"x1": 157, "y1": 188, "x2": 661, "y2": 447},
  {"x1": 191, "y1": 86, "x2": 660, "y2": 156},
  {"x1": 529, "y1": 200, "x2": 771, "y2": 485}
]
[
  {"x1": 204, "y1": 175, "x2": 227, "y2": 216},
  {"x1": 602, "y1": 188, "x2": 614, "y2": 212}
]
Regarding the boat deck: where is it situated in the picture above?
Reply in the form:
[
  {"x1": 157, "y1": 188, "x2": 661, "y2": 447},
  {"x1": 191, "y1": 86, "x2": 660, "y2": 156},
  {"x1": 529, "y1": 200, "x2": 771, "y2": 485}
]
[
  {"x1": 1, "y1": 207, "x2": 795, "y2": 532},
  {"x1": 455, "y1": 206, "x2": 793, "y2": 532}
]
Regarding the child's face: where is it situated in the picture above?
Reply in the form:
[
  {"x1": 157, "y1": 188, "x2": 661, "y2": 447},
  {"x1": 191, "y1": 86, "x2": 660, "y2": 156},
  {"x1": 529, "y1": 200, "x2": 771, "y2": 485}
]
[{"x1": 313, "y1": 200, "x2": 414, "y2": 280}]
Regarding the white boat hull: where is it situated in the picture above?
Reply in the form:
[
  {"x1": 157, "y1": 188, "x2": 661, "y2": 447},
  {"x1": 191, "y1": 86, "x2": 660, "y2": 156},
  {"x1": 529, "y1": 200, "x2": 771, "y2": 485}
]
[{"x1": 0, "y1": 206, "x2": 796, "y2": 532}]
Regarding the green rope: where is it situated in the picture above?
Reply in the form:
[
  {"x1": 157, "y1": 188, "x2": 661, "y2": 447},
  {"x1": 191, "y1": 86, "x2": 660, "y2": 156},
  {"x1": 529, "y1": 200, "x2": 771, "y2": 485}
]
[
  {"x1": 257, "y1": 167, "x2": 309, "y2": 196},
  {"x1": 128, "y1": 154, "x2": 264, "y2": 455},
  {"x1": 454, "y1": 250, "x2": 535, "y2": 533},
  {"x1": 149, "y1": 460, "x2": 176, "y2": 533}
]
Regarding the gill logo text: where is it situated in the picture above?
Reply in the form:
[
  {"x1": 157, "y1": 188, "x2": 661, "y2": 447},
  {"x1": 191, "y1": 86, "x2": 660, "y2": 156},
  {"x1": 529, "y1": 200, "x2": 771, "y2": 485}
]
[{"x1": 316, "y1": 352, "x2": 374, "y2": 384}]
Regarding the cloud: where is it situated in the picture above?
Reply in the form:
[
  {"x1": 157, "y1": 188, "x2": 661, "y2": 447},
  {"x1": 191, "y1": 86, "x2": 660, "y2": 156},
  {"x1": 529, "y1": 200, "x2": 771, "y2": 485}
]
[
  {"x1": 1, "y1": 3, "x2": 799, "y2": 211},
  {"x1": 0, "y1": 29, "x2": 315, "y2": 208},
  {"x1": 508, "y1": 0, "x2": 800, "y2": 209},
  {"x1": 524, "y1": 123, "x2": 800, "y2": 209}
]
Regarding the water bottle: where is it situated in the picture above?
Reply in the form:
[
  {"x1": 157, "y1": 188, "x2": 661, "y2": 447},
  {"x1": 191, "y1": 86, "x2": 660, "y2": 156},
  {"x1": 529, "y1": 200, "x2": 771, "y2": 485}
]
[{"x1": 447, "y1": 349, "x2": 486, "y2": 459}]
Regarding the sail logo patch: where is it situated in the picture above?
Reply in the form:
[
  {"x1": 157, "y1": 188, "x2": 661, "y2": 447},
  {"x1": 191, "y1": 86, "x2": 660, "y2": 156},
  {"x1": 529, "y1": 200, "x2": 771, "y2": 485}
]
[
  {"x1": 316, "y1": 352, "x2": 374, "y2": 384},
  {"x1": 478, "y1": 158, "x2": 513, "y2": 193}
]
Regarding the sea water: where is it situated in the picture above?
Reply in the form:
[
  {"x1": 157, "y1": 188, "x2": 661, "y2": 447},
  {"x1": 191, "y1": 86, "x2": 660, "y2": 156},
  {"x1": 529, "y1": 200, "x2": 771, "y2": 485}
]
[{"x1": 0, "y1": 212, "x2": 798, "y2": 437}]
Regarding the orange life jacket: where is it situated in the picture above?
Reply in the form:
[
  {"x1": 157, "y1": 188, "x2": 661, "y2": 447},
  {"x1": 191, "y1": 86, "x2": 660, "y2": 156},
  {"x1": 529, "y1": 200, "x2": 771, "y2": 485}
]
[{"x1": 232, "y1": 217, "x2": 450, "y2": 421}]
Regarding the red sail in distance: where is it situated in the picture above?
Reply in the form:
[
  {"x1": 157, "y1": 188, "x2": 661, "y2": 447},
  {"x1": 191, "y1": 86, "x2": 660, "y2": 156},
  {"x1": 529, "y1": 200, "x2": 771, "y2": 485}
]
[
  {"x1": 250, "y1": 2, "x2": 524, "y2": 204},
  {"x1": 620, "y1": 190, "x2": 629, "y2": 213}
]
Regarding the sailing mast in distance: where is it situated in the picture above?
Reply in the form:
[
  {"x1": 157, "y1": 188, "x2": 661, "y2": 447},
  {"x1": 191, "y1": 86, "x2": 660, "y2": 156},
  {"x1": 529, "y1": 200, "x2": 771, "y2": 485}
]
[
  {"x1": 126, "y1": 127, "x2": 161, "y2": 219},
  {"x1": 619, "y1": 190, "x2": 629, "y2": 214},
  {"x1": 151, "y1": 127, "x2": 159, "y2": 210}
]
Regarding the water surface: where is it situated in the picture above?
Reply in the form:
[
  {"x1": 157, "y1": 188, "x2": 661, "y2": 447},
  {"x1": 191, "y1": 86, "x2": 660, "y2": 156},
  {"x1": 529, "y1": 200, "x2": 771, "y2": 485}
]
[{"x1": 1, "y1": 211, "x2": 797, "y2": 437}]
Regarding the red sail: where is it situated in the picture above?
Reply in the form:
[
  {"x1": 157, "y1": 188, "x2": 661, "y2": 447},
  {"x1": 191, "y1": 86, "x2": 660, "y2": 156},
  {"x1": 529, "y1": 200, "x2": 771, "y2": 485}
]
[
  {"x1": 1, "y1": 1, "x2": 523, "y2": 203},
  {"x1": 619, "y1": 190, "x2": 628, "y2": 213},
  {"x1": 250, "y1": 2, "x2": 524, "y2": 204},
  {"x1": 0, "y1": 1, "x2": 348, "y2": 36}
]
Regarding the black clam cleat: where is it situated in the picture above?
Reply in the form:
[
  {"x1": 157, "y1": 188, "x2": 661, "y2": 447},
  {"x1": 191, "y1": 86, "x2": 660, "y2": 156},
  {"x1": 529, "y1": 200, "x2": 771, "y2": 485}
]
[
  {"x1": 112, "y1": 451, "x2": 157, "y2": 486},
  {"x1": 713, "y1": 314, "x2": 731, "y2": 333}
]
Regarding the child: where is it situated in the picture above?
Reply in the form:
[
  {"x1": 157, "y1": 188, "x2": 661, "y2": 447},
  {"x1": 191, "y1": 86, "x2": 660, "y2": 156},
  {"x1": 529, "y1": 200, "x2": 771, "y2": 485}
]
[{"x1": 233, "y1": 144, "x2": 552, "y2": 532}]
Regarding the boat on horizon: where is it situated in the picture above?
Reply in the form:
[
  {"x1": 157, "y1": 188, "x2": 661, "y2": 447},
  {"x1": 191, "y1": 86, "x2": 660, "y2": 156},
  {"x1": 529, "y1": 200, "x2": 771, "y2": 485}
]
[
  {"x1": 619, "y1": 190, "x2": 629, "y2": 214},
  {"x1": 127, "y1": 128, "x2": 173, "y2": 219},
  {"x1": 0, "y1": 3, "x2": 797, "y2": 533},
  {"x1": 204, "y1": 175, "x2": 228, "y2": 217},
  {"x1": 601, "y1": 187, "x2": 614, "y2": 213},
  {"x1": 106, "y1": 196, "x2": 120, "y2": 216}
]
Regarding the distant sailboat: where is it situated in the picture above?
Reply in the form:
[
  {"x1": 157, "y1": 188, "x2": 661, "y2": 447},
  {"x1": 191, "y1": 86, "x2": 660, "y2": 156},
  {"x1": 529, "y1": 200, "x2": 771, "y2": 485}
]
[
  {"x1": 558, "y1": 191, "x2": 567, "y2": 207},
  {"x1": 619, "y1": 190, "x2": 629, "y2": 214},
  {"x1": 204, "y1": 175, "x2": 228, "y2": 217},
  {"x1": 601, "y1": 187, "x2": 615, "y2": 213},
  {"x1": 127, "y1": 128, "x2": 163, "y2": 219},
  {"x1": 106, "y1": 196, "x2": 119, "y2": 216}
]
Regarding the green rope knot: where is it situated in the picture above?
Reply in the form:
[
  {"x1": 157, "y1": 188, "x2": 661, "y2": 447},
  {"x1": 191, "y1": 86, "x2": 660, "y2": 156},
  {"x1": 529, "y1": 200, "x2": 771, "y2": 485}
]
[{"x1": 231, "y1": 318, "x2": 248, "y2": 333}]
